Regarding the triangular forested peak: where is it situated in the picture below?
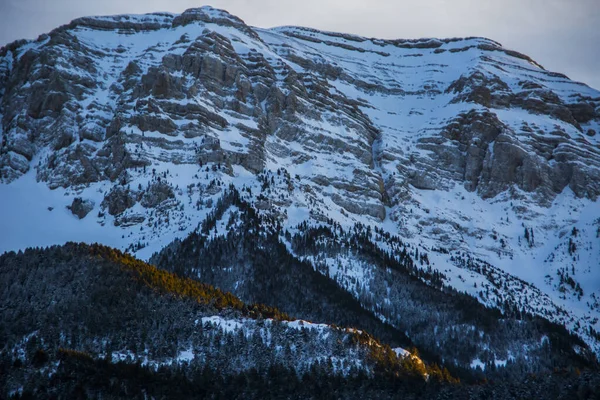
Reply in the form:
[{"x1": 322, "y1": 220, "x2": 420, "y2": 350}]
[
  {"x1": 82, "y1": 242, "x2": 293, "y2": 320},
  {"x1": 150, "y1": 194, "x2": 597, "y2": 383}
]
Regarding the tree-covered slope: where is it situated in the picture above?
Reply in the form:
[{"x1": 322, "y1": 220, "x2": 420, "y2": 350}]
[
  {"x1": 152, "y1": 188, "x2": 597, "y2": 382},
  {"x1": 0, "y1": 243, "x2": 442, "y2": 398}
]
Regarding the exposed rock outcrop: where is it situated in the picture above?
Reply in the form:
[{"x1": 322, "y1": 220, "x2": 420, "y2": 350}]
[
  {"x1": 68, "y1": 197, "x2": 95, "y2": 219},
  {"x1": 101, "y1": 186, "x2": 136, "y2": 216},
  {"x1": 141, "y1": 181, "x2": 175, "y2": 208}
]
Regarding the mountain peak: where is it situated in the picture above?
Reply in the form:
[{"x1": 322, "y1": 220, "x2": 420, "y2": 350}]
[
  {"x1": 181, "y1": 5, "x2": 239, "y2": 19},
  {"x1": 172, "y1": 5, "x2": 253, "y2": 33}
]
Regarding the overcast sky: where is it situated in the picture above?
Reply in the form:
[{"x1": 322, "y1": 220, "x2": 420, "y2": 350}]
[{"x1": 0, "y1": 0, "x2": 598, "y2": 90}]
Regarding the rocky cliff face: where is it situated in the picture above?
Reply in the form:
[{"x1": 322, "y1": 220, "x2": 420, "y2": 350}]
[{"x1": 1, "y1": 7, "x2": 600, "y2": 355}]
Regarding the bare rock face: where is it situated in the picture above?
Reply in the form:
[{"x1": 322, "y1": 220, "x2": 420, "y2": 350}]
[
  {"x1": 409, "y1": 110, "x2": 600, "y2": 205},
  {"x1": 141, "y1": 181, "x2": 175, "y2": 208},
  {"x1": 445, "y1": 72, "x2": 596, "y2": 132},
  {"x1": 567, "y1": 102, "x2": 597, "y2": 124},
  {"x1": 114, "y1": 213, "x2": 146, "y2": 227},
  {"x1": 1, "y1": 8, "x2": 597, "y2": 217},
  {"x1": 446, "y1": 71, "x2": 511, "y2": 107},
  {"x1": 0, "y1": 155, "x2": 28, "y2": 181},
  {"x1": 0, "y1": 7, "x2": 598, "y2": 218},
  {"x1": 444, "y1": 111, "x2": 505, "y2": 192},
  {"x1": 132, "y1": 114, "x2": 178, "y2": 135},
  {"x1": 509, "y1": 89, "x2": 582, "y2": 130},
  {"x1": 101, "y1": 186, "x2": 136, "y2": 216},
  {"x1": 68, "y1": 197, "x2": 95, "y2": 219}
]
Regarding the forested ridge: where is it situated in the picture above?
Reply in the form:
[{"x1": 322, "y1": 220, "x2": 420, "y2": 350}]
[
  {"x1": 1, "y1": 242, "x2": 456, "y2": 399},
  {"x1": 154, "y1": 188, "x2": 597, "y2": 383},
  {"x1": 0, "y1": 239, "x2": 598, "y2": 398}
]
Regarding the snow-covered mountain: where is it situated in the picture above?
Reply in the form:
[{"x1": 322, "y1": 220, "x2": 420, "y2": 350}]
[{"x1": 1, "y1": 5, "x2": 599, "y2": 362}]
